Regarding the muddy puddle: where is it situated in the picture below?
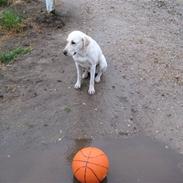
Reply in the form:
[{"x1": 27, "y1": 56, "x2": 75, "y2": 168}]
[{"x1": 0, "y1": 136, "x2": 183, "y2": 183}]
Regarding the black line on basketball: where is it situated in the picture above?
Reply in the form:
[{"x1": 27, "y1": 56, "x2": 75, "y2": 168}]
[
  {"x1": 73, "y1": 166, "x2": 85, "y2": 177},
  {"x1": 73, "y1": 159, "x2": 88, "y2": 163},
  {"x1": 84, "y1": 150, "x2": 91, "y2": 183},
  {"x1": 87, "y1": 166, "x2": 101, "y2": 183},
  {"x1": 73, "y1": 160, "x2": 108, "y2": 169}
]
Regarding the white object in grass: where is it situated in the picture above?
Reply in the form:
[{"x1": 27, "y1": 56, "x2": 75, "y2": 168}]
[{"x1": 45, "y1": 0, "x2": 55, "y2": 13}]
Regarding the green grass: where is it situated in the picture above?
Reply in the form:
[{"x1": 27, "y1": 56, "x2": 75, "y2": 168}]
[
  {"x1": 0, "y1": 9, "x2": 22, "y2": 31},
  {"x1": 0, "y1": 0, "x2": 8, "y2": 6},
  {"x1": 64, "y1": 106, "x2": 71, "y2": 113},
  {"x1": 0, "y1": 47, "x2": 31, "y2": 64}
]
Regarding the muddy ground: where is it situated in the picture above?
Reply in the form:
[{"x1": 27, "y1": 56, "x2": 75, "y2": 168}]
[{"x1": 0, "y1": 0, "x2": 183, "y2": 179}]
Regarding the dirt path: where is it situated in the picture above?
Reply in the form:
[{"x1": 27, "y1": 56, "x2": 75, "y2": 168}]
[{"x1": 0, "y1": 0, "x2": 183, "y2": 157}]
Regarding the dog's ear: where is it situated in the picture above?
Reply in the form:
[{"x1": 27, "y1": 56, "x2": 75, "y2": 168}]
[{"x1": 82, "y1": 36, "x2": 90, "y2": 49}]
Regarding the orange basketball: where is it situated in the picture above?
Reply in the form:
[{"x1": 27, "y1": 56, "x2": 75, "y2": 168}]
[{"x1": 72, "y1": 147, "x2": 109, "y2": 183}]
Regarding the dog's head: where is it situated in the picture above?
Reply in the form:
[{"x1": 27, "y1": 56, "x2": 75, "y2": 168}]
[{"x1": 63, "y1": 31, "x2": 90, "y2": 56}]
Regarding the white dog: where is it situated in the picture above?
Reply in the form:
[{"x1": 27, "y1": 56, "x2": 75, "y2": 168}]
[{"x1": 63, "y1": 31, "x2": 107, "y2": 95}]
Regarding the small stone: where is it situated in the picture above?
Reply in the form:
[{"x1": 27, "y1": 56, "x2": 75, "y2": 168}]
[
  {"x1": 58, "y1": 137, "x2": 63, "y2": 142},
  {"x1": 94, "y1": 108, "x2": 98, "y2": 111},
  {"x1": 175, "y1": 76, "x2": 180, "y2": 82},
  {"x1": 167, "y1": 114, "x2": 172, "y2": 117},
  {"x1": 131, "y1": 108, "x2": 137, "y2": 113},
  {"x1": 7, "y1": 155, "x2": 11, "y2": 158},
  {"x1": 82, "y1": 102, "x2": 86, "y2": 105},
  {"x1": 33, "y1": 92, "x2": 37, "y2": 97},
  {"x1": 133, "y1": 126, "x2": 137, "y2": 131},
  {"x1": 165, "y1": 145, "x2": 169, "y2": 149}
]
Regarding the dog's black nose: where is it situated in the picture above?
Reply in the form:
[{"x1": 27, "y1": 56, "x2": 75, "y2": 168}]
[{"x1": 63, "y1": 50, "x2": 67, "y2": 56}]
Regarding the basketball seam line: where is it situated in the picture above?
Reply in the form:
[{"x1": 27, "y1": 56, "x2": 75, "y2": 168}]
[
  {"x1": 87, "y1": 166, "x2": 102, "y2": 183},
  {"x1": 80, "y1": 150, "x2": 90, "y2": 158},
  {"x1": 73, "y1": 166, "x2": 83, "y2": 177},
  {"x1": 84, "y1": 150, "x2": 91, "y2": 183},
  {"x1": 80, "y1": 150, "x2": 104, "y2": 159},
  {"x1": 74, "y1": 150, "x2": 90, "y2": 183},
  {"x1": 74, "y1": 166, "x2": 102, "y2": 183},
  {"x1": 73, "y1": 160, "x2": 108, "y2": 169}
]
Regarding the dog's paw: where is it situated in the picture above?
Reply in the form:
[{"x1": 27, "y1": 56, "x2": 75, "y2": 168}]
[
  {"x1": 88, "y1": 87, "x2": 95, "y2": 95},
  {"x1": 74, "y1": 82, "x2": 81, "y2": 89},
  {"x1": 95, "y1": 76, "x2": 101, "y2": 83}
]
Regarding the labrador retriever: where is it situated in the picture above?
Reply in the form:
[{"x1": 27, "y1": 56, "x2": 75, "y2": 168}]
[{"x1": 63, "y1": 31, "x2": 107, "y2": 95}]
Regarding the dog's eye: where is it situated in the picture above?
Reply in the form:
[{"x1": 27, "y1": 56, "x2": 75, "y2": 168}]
[{"x1": 71, "y1": 41, "x2": 76, "y2": 45}]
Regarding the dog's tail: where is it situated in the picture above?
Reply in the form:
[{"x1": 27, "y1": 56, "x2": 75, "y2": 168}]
[{"x1": 99, "y1": 54, "x2": 107, "y2": 72}]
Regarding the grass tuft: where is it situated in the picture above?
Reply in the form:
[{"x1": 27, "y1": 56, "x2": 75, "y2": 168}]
[
  {"x1": 0, "y1": 47, "x2": 31, "y2": 64},
  {"x1": 0, "y1": 9, "x2": 22, "y2": 31},
  {"x1": 64, "y1": 106, "x2": 71, "y2": 113}
]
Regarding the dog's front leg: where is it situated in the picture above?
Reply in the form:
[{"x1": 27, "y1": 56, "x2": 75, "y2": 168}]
[
  {"x1": 74, "y1": 62, "x2": 81, "y2": 89},
  {"x1": 88, "y1": 65, "x2": 96, "y2": 95}
]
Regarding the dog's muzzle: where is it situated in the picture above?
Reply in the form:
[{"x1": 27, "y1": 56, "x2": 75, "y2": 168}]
[{"x1": 63, "y1": 50, "x2": 68, "y2": 56}]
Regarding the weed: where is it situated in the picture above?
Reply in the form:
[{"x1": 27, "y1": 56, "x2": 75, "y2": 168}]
[
  {"x1": 0, "y1": 47, "x2": 31, "y2": 64},
  {"x1": 0, "y1": 9, "x2": 22, "y2": 31},
  {"x1": 64, "y1": 106, "x2": 71, "y2": 113}
]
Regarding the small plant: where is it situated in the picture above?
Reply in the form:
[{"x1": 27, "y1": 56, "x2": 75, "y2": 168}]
[
  {"x1": 0, "y1": 47, "x2": 31, "y2": 64},
  {"x1": 0, "y1": 0, "x2": 8, "y2": 6},
  {"x1": 64, "y1": 106, "x2": 71, "y2": 113},
  {"x1": 0, "y1": 9, "x2": 22, "y2": 31}
]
